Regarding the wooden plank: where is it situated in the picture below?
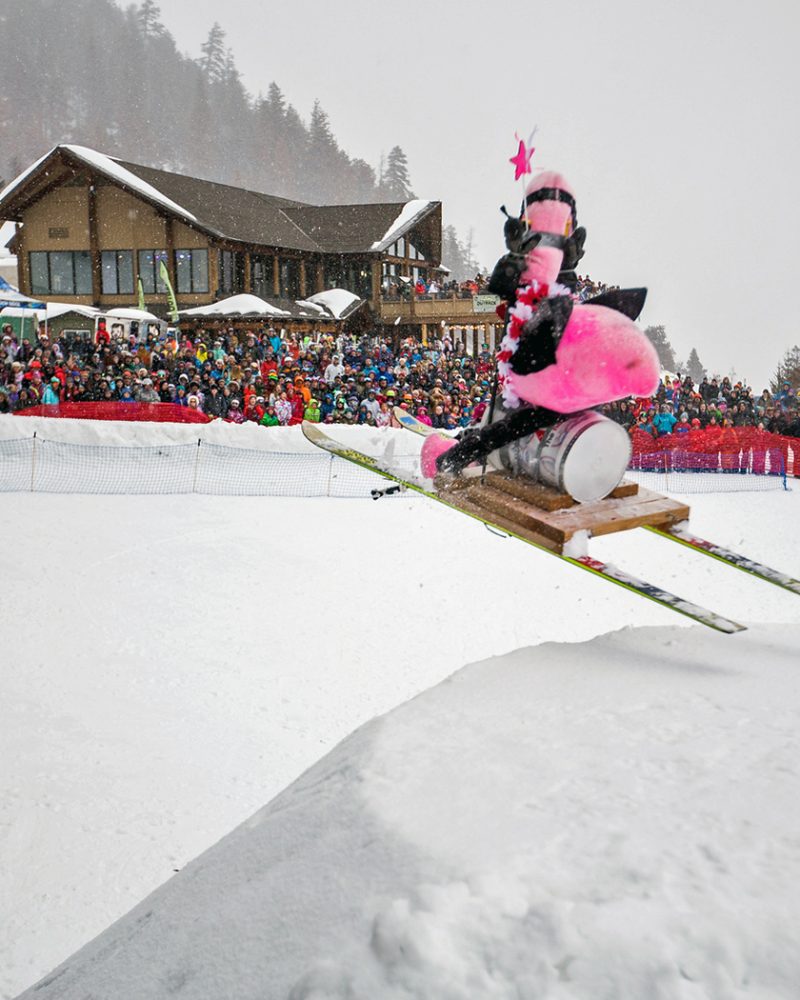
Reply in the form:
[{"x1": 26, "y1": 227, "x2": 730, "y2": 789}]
[
  {"x1": 452, "y1": 472, "x2": 639, "y2": 511},
  {"x1": 610, "y1": 480, "x2": 639, "y2": 499},
  {"x1": 489, "y1": 474, "x2": 576, "y2": 511},
  {"x1": 437, "y1": 480, "x2": 689, "y2": 553},
  {"x1": 439, "y1": 489, "x2": 563, "y2": 552}
]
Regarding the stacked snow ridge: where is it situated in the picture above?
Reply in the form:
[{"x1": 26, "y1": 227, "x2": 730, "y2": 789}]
[{"x1": 22, "y1": 625, "x2": 800, "y2": 999}]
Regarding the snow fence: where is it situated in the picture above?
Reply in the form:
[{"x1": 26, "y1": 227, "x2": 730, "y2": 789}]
[{"x1": 0, "y1": 434, "x2": 390, "y2": 496}]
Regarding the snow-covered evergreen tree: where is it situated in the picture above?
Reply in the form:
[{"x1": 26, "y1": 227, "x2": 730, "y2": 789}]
[
  {"x1": 685, "y1": 347, "x2": 706, "y2": 382},
  {"x1": 770, "y1": 345, "x2": 800, "y2": 393},
  {"x1": 200, "y1": 23, "x2": 228, "y2": 85},
  {"x1": 382, "y1": 146, "x2": 413, "y2": 200},
  {"x1": 136, "y1": 0, "x2": 164, "y2": 39},
  {"x1": 644, "y1": 325, "x2": 678, "y2": 372}
]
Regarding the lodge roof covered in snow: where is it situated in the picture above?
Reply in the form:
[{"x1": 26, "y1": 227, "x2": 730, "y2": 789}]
[{"x1": 0, "y1": 145, "x2": 440, "y2": 257}]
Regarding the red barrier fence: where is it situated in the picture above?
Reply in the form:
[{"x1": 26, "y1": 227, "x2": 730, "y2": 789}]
[
  {"x1": 13, "y1": 403, "x2": 211, "y2": 423},
  {"x1": 630, "y1": 427, "x2": 796, "y2": 476}
]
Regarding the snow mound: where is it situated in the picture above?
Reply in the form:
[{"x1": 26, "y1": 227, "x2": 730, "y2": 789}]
[
  {"x1": 305, "y1": 288, "x2": 361, "y2": 319},
  {"x1": 22, "y1": 623, "x2": 800, "y2": 999}
]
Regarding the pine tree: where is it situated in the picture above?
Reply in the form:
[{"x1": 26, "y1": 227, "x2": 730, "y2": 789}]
[
  {"x1": 199, "y1": 22, "x2": 227, "y2": 85},
  {"x1": 441, "y1": 224, "x2": 480, "y2": 282},
  {"x1": 770, "y1": 345, "x2": 800, "y2": 394},
  {"x1": 382, "y1": 146, "x2": 413, "y2": 200},
  {"x1": 266, "y1": 82, "x2": 286, "y2": 119},
  {"x1": 644, "y1": 325, "x2": 678, "y2": 372},
  {"x1": 307, "y1": 100, "x2": 340, "y2": 202},
  {"x1": 137, "y1": 0, "x2": 164, "y2": 39},
  {"x1": 685, "y1": 347, "x2": 706, "y2": 382}
]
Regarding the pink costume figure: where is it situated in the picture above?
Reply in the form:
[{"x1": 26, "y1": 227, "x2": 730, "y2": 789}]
[{"x1": 421, "y1": 171, "x2": 660, "y2": 478}]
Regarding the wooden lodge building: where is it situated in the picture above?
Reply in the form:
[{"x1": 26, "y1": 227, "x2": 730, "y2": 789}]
[{"x1": 0, "y1": 145, "x2": 501, "y2": 348}]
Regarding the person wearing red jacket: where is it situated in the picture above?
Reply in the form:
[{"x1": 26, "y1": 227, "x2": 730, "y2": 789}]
[
  {"x1": 285, "y1": 385, "x2": 305, "y2": 425},
  {"x1": 718, "y1": 418, "x2": 741, "y2": 472}
]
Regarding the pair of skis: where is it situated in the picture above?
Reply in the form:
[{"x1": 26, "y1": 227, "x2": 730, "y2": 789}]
[{"x1": 302, "y1": 418, "x2": 800, "y2": 634}]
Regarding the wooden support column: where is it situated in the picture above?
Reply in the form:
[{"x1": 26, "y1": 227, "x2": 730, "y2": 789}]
[
  {"x1": 273, "y1": 256, "x2": 280, "y2": 297},
  {"x1": 371, "y1": 260, "x2": 381, "y2": 304},
  {"x1": 87, "y1": 179, "x2": 101, "y2": 307},
  {"x1": 243, "y1": 253, "x2": 252, "y2": 294},
  {"x1": 164, "y1": 216, "x2": 177, "y2": 304},
  {"x1": 299, "y1": 259, "x2": 306, "y2": 299},
  {"x1": 316, "y1": 261, "x2": 325, "y2": 293},
  {"x1": 17, "y1": 224, "x2": 30, "y2": 297}
]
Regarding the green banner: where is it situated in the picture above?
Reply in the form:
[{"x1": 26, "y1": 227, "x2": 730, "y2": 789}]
[{"x1": 158, "y1": 259, "x2": 179, "y2": 321}]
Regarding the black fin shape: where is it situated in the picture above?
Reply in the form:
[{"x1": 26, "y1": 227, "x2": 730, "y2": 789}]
[
  {"x1": 587, "y1": 287, "x2": 647, "y2": 320},
  {"x1": 511, "y1": 296, "x2": 574, "y2": 375}
]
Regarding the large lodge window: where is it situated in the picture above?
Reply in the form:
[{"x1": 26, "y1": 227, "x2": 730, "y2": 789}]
[
  {"x1": 101, "y1": 250, "x2": 134, "y2": 295},
  {"x1": 175, "y1": 249, "x2": 209, "y2": 294},
  {"x1": 251, "y1": 254, "x2": 273, "y2": 298},
  {"x1": 30, "y1": 251, "x2": 92, "y2": 296},
  {"x1": 279, "y1": 258, "x2": 301, "y2": 300},
  {"x1": 138, "y1": 250, "x2": 169, "y2": 294},
  {"x1": 324, "y1": 258, "x2": 371, "y2": 299},
  {"x1": 219, "y1": 250, "x2": 244, "y2": 295}
]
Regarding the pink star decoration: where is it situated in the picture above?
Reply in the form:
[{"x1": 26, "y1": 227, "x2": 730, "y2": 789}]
[{"x1": 509, "y1": 137, "x2": 535, "y2": 180}]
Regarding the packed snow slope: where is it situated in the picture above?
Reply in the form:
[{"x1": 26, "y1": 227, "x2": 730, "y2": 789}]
[
  {"x1": 1, "y1": 419, "x2": 800, "y2": 998},
  {"x1": 19, "y1": 624, "x2": 800, "y2": 1000}
]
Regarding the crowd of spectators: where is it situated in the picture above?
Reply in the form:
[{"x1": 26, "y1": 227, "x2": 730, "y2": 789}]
[
  {"x1": 602, "y1": 373, "x2": 800, "y2": 439},
  {"x1": 382, "y1": 273, "x2": 490, "y2": 300},
  {"x1": 1, "y1": 318, "x2": 798, "y2": 440}
]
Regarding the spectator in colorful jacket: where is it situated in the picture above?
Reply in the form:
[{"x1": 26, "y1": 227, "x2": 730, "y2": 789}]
[
  {"x1": 41, "y1": 377, "x2": 61, "y2": 405},
  {"x1": 653, "y1": 404, "x2": 678, "y2": 436}
]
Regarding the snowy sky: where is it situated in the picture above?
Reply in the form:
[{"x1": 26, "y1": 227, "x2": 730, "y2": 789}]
[{"x1": 151, "y1": 0, "x2": 798, "y2": 388}]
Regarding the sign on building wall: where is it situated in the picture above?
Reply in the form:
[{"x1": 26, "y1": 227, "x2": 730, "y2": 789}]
[{"x1": 472, "y1": 293, "x2": 501, "y2": 313}]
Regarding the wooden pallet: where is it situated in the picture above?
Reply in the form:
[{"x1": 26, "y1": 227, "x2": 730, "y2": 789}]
[{"x1": 435, "y1": 472, "x2": 689, "y2": 554}]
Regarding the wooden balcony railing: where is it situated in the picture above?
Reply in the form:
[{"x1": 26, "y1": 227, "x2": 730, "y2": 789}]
[{"x1": 377, "y1": 291, "x2": 500, "y2": 324}]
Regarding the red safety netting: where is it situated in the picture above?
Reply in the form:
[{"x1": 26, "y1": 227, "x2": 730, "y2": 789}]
[
  {"x1": 13, "y1": 403, "x2": 211, "y2": 423},
  {"x1": 630, "y1": 427, "x2": 795, "y2": 475}
]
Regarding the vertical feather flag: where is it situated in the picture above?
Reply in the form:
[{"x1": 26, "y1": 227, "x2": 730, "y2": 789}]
[
  {"x1": 158, "y1": 259, "x2": 178, "y2": 321},
  {"x1": 137, "y1": 277, "x2": 146, "y2": 312}
]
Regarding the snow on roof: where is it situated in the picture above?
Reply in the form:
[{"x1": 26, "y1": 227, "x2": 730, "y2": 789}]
[
  {"x1": 46, "y1": 302, "x2": 101, "y2": 320},
  {"x1": 370, "y1": 199, "x2": 432, "y2": 251},
  {"x1": 293, "y1": 299, "x2": 326, "y2": 316},
  {"x1": 0, "y1": 306, "x2": 45, "y2": 319},
  {"x1": 181, "y1": 294, "x2": 291, "y2": 318},
  {"x1": 1, "y1": 302, "x2": 99, "y2": 322},
  {"x1": 0, "y1": 221, "x2": 17, "y2": 256},
  {"x1": 0, "y1": 287, "x2": 45, "y2": 307},
  {"x1": 305, "y1": 288, "x2": 361, "y2": 320},
  {"x1": 105, "y1": 307, "x2": 162, "y2": 322},
  {"x1": 63, "y1": 145, "x2": 198, "y2": 225},
  {"x1": 0, "y1": 147, "x2": 55, "y2": 204}
]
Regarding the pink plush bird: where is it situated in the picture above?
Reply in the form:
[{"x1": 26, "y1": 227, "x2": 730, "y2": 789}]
[{"x1": 420, "y1": 170, "x2": 660, "y2": 480}]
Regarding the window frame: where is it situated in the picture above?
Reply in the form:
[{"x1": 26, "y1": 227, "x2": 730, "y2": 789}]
[
  {"x1": 175, "y1": 248, "x2": 209, "y2": 294},
  {"x1": 29, "y1": 250, "x2": 93, "y2": 296},
  {"x1": 101, "y1": 250, "x2": 134, "y2": 296},
  {"x1": 138, "y1": 249, "x2": 169, "y2": 295}
]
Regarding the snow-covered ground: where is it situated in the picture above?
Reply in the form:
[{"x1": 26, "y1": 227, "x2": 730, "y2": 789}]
[{"x1": 2, "y1": 424, "x2": 800, "y2": 998}]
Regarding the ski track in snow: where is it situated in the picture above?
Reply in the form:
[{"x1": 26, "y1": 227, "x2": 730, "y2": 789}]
[{"x1": 1, "y1": 463, "x2": 800, "y2": 997}]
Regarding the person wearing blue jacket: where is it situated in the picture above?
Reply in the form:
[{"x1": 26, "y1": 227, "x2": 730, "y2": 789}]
[
  {"x1": 653, "y1": 404, "x2": 678, "y2": 436},
  {"x1": 41, "y1": 377, "x2": 61, "y2": 405}
]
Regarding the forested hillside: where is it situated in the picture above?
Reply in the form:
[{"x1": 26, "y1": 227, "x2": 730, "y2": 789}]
[{"x1": 0, "y1": 0, "x2": 410, "y2": 206}]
